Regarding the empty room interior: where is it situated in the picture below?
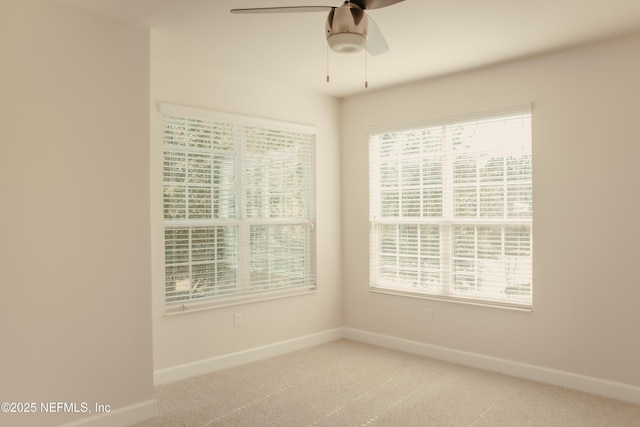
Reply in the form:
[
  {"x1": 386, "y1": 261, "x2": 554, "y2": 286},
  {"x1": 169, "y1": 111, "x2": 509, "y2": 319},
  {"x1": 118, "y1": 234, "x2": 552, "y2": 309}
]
[{"x1": 2, "y1": 0, "x2": 640, "y2": 425}]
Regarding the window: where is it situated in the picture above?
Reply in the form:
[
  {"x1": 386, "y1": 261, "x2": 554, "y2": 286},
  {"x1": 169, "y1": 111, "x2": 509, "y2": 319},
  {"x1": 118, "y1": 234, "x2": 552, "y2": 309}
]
[
  {"x1": 161, "y1": 104, "x2": 316, "y2": 312},
  {"x1": 369, "y1": 106, "x2": 532, "y2": 308}
]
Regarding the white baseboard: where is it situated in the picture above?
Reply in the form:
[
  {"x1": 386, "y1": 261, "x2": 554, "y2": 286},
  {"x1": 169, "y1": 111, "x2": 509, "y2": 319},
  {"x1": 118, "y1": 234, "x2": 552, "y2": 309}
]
[
  {"x1": 154, "y1": 328, "x2": 344, "y2": 385},
  {"x1": 61, "y1": 399, "x2": 158, "y2": 427},
  {"x1": 343, "y1": 327, "x2": 640, "y2": 405},
  {"x1": 152, "y1": 326, "x2": 640, "y2": 405}
]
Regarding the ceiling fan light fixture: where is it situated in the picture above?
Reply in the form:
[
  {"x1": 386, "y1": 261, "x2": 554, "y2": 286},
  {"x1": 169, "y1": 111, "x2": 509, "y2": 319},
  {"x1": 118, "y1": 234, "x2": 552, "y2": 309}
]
[{"x1": 327, "y1": 32, "x2": 367, "y2": 53}]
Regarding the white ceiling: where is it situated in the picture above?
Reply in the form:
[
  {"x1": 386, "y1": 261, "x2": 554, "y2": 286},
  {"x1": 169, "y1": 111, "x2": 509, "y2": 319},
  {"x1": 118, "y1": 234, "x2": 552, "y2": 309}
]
[{"x1": 51, "y1": 0, "x2": 640, "y2": 98}]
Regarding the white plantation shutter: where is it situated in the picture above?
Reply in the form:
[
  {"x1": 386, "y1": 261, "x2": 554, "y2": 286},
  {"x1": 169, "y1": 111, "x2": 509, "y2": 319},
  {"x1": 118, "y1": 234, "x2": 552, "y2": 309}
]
[
  {"x1": 161, "y1": 104, "x2": 316, "y2": 312},
  {"x1": 369, "y1": 106, "x2": 532, "y2": 308},
  {"x1": 243, "y1": 126, "x2": 316, "y2": 294}
]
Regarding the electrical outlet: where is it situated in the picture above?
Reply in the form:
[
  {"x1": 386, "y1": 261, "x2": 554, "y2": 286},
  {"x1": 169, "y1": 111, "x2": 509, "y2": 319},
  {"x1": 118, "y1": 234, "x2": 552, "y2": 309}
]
[
  {"x1": 234, "y1": 312, "x2": 242, "y2": 327},
  {"x1": 425, "y1": 308, "x2": 433, "y2": 323}
]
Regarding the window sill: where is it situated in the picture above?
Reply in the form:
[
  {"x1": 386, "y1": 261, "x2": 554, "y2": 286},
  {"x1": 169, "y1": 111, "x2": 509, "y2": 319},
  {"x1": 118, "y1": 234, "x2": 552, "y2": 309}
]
[
  {"x1": 165, "y1": 286, "x2": 317, "y2": 315},
  {"x1": 370, "y1": 286, "x2": 532, "y2": 312}
]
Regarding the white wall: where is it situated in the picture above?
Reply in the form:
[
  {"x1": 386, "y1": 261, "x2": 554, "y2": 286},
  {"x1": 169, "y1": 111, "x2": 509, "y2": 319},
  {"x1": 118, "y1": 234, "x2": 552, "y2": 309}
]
[
  {"x1": 341, "y1": 33, "x2": 640, "y2": 389},
  {"x1": 150, "y1": 30, "x2": 343, "y2": 372},
  {"x1": 0, "y1": 1, "x2": 155, "y2": 426}
]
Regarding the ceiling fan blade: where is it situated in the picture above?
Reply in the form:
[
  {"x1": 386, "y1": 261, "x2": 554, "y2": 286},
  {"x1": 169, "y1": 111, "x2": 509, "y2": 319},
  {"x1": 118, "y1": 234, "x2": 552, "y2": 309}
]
[
  {"x1": 351, "y1": 0, "x2": 404, "y2": 10},
  {"x1": 365, "y1": 15, "x2": 389, "y2": 55},
  {"x1": 230, "y1": 6, "x2": 332, "y2": 14}
]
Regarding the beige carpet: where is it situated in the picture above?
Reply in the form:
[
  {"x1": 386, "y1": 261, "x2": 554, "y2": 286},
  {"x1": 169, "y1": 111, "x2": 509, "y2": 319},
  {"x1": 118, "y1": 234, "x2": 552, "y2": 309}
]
[{"x1": 136, "y1": 339, "x2": 640, "y2": 426}]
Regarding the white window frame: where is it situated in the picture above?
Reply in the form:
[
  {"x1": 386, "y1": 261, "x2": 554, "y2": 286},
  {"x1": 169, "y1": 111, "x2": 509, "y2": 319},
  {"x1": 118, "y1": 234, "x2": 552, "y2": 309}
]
[
  {"x1": 369, "y1": 106, "x2": 533, "y2": 310},
  {"x1": 161, "y1": 103, "x2": 317, "y2": 314}
]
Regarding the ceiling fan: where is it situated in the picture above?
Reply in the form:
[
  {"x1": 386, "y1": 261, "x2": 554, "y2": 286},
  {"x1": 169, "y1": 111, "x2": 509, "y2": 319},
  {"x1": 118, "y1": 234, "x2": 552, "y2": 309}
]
[{"x1": 230, "y1": 0, "x2": 405, "y2": 56}]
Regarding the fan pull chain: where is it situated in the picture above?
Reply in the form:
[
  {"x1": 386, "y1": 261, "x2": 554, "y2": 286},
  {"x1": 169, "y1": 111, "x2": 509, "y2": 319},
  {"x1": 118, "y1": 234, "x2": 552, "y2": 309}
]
[
  {"x1": 326, "y1": 44, "x2": 330, "y2": 83},
  {"x1": 364, "y1": 50, "x2": 368, "y2": 88}
]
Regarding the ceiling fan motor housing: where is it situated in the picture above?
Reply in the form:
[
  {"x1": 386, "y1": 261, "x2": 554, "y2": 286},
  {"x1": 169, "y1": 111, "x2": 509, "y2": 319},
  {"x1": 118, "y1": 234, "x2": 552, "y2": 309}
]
[{"x1": 326, "y1": 3, "x2": 368, "y2": 53}]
